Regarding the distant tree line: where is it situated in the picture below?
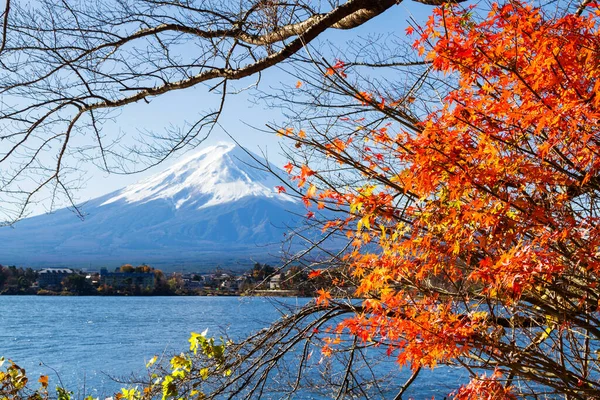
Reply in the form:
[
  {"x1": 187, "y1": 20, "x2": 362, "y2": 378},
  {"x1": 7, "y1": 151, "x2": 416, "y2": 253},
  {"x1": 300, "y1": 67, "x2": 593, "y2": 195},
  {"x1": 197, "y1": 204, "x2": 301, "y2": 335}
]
[
  {"x1": 0, "y1": 265, "x2": 38, "y2": 294},
  {"x1": 0, "y1": 263, "x2": 321, "y2": 296}
]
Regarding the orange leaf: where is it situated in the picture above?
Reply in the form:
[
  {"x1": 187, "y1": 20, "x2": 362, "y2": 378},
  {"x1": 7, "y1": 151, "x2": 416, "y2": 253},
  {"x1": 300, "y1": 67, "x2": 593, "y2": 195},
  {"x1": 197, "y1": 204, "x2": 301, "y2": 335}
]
[
  {"x1": 39, "y1": 375, "x2": 49, "y2": 388},
  {"x1": 283, "y1": 162, "x2": 294, "y2": 174},
  {"x1": 316, "y1": 289, "x2": 332, "y2": 306},
  {"x1": 308, "y1": 270, "x2": 322, "y2": 279}
]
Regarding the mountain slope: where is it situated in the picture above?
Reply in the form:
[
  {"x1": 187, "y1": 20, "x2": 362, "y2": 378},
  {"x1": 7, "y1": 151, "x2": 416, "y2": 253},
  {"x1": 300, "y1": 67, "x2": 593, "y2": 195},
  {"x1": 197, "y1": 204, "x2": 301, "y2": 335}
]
[{"x1": 0, "y1": 143, "x2": 303, "y2": 270}]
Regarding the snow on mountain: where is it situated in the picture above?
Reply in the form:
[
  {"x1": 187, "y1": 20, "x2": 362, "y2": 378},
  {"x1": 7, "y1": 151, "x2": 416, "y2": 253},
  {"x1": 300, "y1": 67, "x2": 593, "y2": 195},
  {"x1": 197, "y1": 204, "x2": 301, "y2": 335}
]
[
  {"x1": 101, "y1": 142, "x2": 296, "y2": 209},
  {"x1": 0, "y1": 143, "x2": 304, "y2": 270}
]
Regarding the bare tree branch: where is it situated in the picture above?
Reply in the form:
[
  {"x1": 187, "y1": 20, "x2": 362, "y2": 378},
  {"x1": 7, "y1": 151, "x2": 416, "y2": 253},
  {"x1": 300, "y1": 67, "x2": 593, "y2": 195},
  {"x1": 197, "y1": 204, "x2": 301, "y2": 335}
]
[{"x1": 1, "y1": 0, "x2": 461, "y2": 222}]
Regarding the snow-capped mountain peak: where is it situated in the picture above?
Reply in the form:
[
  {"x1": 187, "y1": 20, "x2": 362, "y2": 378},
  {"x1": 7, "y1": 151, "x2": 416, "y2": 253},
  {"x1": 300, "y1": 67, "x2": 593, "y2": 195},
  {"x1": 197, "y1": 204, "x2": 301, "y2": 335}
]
[
  {"x1": 0, "y1": 142, "x2": 305, "y2": 269},
  {"x1": 101, "y1": 142, "x2": 294, "y2": 209}
]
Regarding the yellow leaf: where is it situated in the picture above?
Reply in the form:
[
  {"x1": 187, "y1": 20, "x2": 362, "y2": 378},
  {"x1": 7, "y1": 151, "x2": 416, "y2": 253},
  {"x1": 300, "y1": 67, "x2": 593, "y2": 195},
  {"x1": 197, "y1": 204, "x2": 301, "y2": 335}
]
[
  {"x1": 146, "y1": 355, "x2": 158, "y2": 368},
  {"x1": 200, "y1": 368, "x2": 209, "y2": 380},
  {"x1": 452, "y1": 241, "x2": 460, "y2": 255},
  {"x1": 360, "y1": 216, "x2": 371, "y2": 230}
]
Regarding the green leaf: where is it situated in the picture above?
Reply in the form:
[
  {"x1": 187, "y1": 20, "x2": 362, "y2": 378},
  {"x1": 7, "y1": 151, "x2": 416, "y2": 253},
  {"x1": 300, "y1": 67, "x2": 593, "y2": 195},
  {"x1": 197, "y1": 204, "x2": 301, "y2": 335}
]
[{"x1": 57, "y1": 387, "x2": 73, "y2": 400}]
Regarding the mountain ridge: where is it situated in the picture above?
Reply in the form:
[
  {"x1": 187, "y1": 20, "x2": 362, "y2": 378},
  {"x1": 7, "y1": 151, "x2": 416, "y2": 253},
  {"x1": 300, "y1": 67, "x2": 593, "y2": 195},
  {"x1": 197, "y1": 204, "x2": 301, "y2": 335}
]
[{"x1": 0, "y1": 143, "x2": 303, "y2": 271}]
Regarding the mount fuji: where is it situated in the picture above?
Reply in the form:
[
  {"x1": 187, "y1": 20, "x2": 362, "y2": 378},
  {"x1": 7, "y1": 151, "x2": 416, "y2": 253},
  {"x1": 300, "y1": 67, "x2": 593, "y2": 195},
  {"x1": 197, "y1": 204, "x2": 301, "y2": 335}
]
[{"x1": 0, "y1": 143, "x2": 305, "y2": 271}]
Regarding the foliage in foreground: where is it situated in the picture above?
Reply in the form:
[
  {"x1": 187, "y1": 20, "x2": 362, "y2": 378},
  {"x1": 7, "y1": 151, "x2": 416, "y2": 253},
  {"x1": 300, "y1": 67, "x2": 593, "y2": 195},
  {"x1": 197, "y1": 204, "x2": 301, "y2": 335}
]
[
  {"x1": 0, "y1": 331, "x2": 230, "y2": 400},
  {"x1": 278, "y1": 0, "x2": 600, "y2": 398}
]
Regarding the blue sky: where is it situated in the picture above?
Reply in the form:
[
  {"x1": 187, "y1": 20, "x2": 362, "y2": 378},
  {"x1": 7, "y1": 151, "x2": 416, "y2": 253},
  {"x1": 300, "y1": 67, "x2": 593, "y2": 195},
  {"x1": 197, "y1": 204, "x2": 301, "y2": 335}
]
[{"x1": 65, "y1": 1, "x2": 438, "y2": 210}]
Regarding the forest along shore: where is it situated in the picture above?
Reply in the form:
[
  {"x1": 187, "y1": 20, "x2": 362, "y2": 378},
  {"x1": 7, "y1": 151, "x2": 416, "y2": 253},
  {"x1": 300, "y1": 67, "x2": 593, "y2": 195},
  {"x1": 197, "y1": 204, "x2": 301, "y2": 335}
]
[{"x1": 0, "y1": 263, "x2": 354, "y2": 297}]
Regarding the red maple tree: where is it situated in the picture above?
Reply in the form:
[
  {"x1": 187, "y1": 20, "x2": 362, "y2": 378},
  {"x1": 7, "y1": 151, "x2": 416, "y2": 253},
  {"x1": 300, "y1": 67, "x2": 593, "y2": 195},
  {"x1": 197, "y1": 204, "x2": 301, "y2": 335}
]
[{"x1": 284, "y1": 1, "x2": 600, "y2": 397}]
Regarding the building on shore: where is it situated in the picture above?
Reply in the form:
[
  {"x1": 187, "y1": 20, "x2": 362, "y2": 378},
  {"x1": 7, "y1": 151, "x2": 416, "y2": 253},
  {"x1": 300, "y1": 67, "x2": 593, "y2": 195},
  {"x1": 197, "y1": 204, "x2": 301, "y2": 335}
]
[
  {"x1": 269, "y1": 274, "x2": 283, "y2": 290},
  {"x1": 38, "y1": 268, "x2": 74, "y2": 290},
  {"x1": 100, "y1": 268, "x2": 155, "y2": 289}
]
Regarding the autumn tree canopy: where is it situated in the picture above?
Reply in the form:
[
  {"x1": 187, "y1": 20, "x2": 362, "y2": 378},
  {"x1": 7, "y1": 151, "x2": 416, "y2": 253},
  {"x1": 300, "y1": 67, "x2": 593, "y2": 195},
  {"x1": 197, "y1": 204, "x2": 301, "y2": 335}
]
[{"x1": 275, "y1": 0, "x2": 600, "y2": 397}]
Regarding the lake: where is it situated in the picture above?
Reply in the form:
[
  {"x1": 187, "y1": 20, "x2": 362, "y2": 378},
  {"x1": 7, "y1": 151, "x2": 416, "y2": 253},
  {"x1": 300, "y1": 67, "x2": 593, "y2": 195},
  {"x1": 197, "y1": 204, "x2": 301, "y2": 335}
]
[{"x1": 0, "y1": 296, "x2": 468, "y2": 398}]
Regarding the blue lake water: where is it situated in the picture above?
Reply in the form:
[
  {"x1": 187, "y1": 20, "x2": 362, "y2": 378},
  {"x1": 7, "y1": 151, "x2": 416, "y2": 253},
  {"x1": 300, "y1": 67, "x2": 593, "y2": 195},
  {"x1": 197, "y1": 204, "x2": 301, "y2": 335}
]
[{"x1": 0, "y1": 296, "x2": 468, "y2": 398}]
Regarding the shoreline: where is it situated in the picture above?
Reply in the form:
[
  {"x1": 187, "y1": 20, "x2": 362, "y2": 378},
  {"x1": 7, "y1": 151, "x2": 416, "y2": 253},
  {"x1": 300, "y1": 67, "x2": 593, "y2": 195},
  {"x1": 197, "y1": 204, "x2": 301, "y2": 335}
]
[{"x1": 0, "y1": 289, "x2": 305, "y2": 297}]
